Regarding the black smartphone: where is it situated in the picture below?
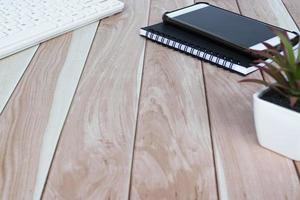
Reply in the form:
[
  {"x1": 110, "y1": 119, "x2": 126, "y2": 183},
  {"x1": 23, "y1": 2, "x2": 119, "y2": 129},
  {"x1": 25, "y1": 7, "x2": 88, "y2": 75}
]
[{"x1": 163, "y1": 3, "x2": 299, "y2": 57}]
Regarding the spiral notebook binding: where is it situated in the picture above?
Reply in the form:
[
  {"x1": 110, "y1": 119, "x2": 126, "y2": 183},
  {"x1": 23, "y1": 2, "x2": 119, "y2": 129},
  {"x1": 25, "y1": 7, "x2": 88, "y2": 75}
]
[{"x1": 144, "y1": 29, "x2": 236, "y2": 70}]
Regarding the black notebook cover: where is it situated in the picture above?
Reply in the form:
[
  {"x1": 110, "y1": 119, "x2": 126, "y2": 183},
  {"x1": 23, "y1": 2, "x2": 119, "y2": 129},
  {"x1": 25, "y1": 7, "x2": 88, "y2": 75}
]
[{"x1": 140, "y1": 22, "x2": 258, "y2": 75}]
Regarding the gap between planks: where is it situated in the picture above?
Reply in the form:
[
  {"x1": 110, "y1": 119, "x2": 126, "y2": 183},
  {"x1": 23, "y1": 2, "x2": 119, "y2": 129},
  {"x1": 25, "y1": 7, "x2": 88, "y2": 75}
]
[
  {"x1": 33, "y1": 22, "x2": 99, "y2": 200},
  {"x1": 129, "y1": 0, "x2": 217, "y2": 199},
  {"x1": 0, "y1": 46, "x2": 38, "y2": 115},
  {"x1": 240, "y1": 0, "x2": 300, "y2": 179},
  {"x1": 0, "y1": 22, "x2": 98, "y2": 199},
  {"x1": 197, "y1": 0, "x2": 300, "y2": 199},
  {"x1": 127, "y1": 0, "x2": 151, "y2": 199},
  {"x1": 42, "y1": 0, "x2": 151, "y2": 199}
]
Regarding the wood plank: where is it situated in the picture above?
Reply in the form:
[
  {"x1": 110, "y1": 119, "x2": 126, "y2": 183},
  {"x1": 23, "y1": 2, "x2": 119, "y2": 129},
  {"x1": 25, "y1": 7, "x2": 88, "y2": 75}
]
[
  {"x1": 196, "y1": 0, "x2": 300, "y2": 199},
  {"x1": 42, "y1": 0, "x2": 150, "y2": 199},
  {"x1": 0, "y1": 36, "x2": 71, "y2": 200},
  {"x1": 237, "y1": 0, "x2": 300, "y2": 179},
  {"x1": 296, "y1": 162, "x2": 300, "y2": 177},
  {"x1": 237, "y1": 0, "x2": 299, "y2": 31},
  {"x1": 0, "y1": 23, "x2": 98, "y2": 200},
  {"x1": 129, "y1": 0, "x2": 217, "y2": 199},
  {"x1": 33, "y1": 22, "x2": 99, "y2": 200},
  {"x1": 0, "y1": 46, "x2": 38, "y2": 114},
  {"x1": 282, "y1": 0, "x2": 300, "y2": 30}
]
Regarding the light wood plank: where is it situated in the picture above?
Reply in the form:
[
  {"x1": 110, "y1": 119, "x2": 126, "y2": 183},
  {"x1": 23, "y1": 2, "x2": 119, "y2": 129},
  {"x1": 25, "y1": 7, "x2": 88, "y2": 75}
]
[
  {"x1": 0, "y1": 35, "x2": 71, "y2": 200},
  {"x1": 0, "y1": 46, "x2": 38, "y2": 114},
  {"x1": 296, "y1": 163, "x2": 300, "y2": 177},
  {"x1": 33, "y1": 22, "x2": 99, "y2": 200},
  {"x1": 241, "y1": 0, "x2": 300, "y2": 179},
  {"x1": 282, "y1": 0, "x2": 300, "y2": 30},
  {"x1": 42, "y1": 0, "x2": 150, "y2": 199},
  {"x1": 196, "y1": 0, "x2": 300, "y2": 199},
  {"x1": 129, "y1": 0, "x2": 217, "y2": 199},
  {"x1": 0, "y1": 23, "x2": 98, "y2": 199},
  {"x1": 238, "y1": 0, "x2": 300, "y2": 179},
  {"x1": 238, "y1": 0, "x2": 299, "y2": 32}
]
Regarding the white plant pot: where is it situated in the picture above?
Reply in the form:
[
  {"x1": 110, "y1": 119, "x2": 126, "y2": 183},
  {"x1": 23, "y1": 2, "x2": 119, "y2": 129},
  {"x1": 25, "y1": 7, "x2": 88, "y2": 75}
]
[{"x1": 253, "y1": 88, "x2": 300, "y2": 161}]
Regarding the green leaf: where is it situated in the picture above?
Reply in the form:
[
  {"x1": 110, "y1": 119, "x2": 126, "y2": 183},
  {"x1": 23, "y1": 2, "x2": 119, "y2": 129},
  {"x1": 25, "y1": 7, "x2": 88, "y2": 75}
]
[
  {"x1": 241, "y1": 30, "x2": 300, "y2": 105},
  {"x1": 288, "y1": 87, "x2": 300, "y2": 96},
  {"x1": 296, "y1": 68, "x2": 300, "y2": 80},
  {"x1": 277, "y1": 31, "x2": 296, "y2": 70}
]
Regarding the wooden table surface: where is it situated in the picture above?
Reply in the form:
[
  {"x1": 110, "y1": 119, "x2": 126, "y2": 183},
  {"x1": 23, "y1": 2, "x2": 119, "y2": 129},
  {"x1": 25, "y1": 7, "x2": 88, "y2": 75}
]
[{"x1": 0, "y1": 0, "x2": 300, "y2": 199}]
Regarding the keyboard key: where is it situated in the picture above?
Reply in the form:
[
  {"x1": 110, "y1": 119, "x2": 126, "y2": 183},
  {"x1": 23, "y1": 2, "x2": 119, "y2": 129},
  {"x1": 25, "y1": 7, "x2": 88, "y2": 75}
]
[{"x1": 0, "y1": 0, "x2": 124, "y2": 59}]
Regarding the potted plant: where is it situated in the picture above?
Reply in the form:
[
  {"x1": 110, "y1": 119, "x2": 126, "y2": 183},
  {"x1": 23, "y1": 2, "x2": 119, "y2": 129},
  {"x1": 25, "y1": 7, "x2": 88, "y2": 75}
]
[{"x1": 241, "y1": 31, "x2": 300, "y2": 161}]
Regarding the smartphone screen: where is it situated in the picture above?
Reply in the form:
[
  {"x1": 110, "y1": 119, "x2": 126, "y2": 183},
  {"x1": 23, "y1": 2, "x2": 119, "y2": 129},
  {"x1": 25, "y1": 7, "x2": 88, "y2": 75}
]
[{"x1": 165, "y1": 4, "x2": 298, "y2": 52}]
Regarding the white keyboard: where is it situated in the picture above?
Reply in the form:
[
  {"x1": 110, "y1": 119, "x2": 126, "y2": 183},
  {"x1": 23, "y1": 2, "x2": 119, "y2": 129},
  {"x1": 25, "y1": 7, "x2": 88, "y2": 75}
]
[{"x1": 0, "y1": 0, "x2": 124, "y2": 59}]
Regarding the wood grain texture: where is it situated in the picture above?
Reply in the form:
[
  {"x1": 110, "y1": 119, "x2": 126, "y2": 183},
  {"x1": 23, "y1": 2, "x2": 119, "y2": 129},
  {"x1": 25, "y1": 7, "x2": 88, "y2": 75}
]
[
  {"x1": 0, "y1": 46, "x2": 38, "y2": 114},
  {"x1": 0, "y1": 23, "x2": 98, "y2": 199},
  {"x1": 42, "y1": 0, "x2": 150, "y2": 199},
  {"x1": 0, "y1": 35, "x2": 72, "y2": 200},
  {"x1": 296, "y1": 162, "x2": 300, "y2": 177},
  {"x1": 196, "y1": 0, "x2": 300, "y2": 199},
  {"x1": 239, "y1": 0, "x2": 300, "y2": 180},
  {"x1": 282, "y1": 0, "x2": 300, "y2": 30},
  {"x1": 129, "y1": 0, "x2": 217, "y2": 199},
  {"x1": 33, "y1": 22, "x2": 99, "y2": 200},
  {"x1": 238, "y1": 0, "x2": 299, "y2": 32}
]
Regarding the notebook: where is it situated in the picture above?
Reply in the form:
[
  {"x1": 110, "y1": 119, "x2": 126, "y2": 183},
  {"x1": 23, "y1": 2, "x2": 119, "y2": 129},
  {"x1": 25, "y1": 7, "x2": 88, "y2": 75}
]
[{"x1": 140, "y1": 22, "x2": 258, "y2": 75}]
